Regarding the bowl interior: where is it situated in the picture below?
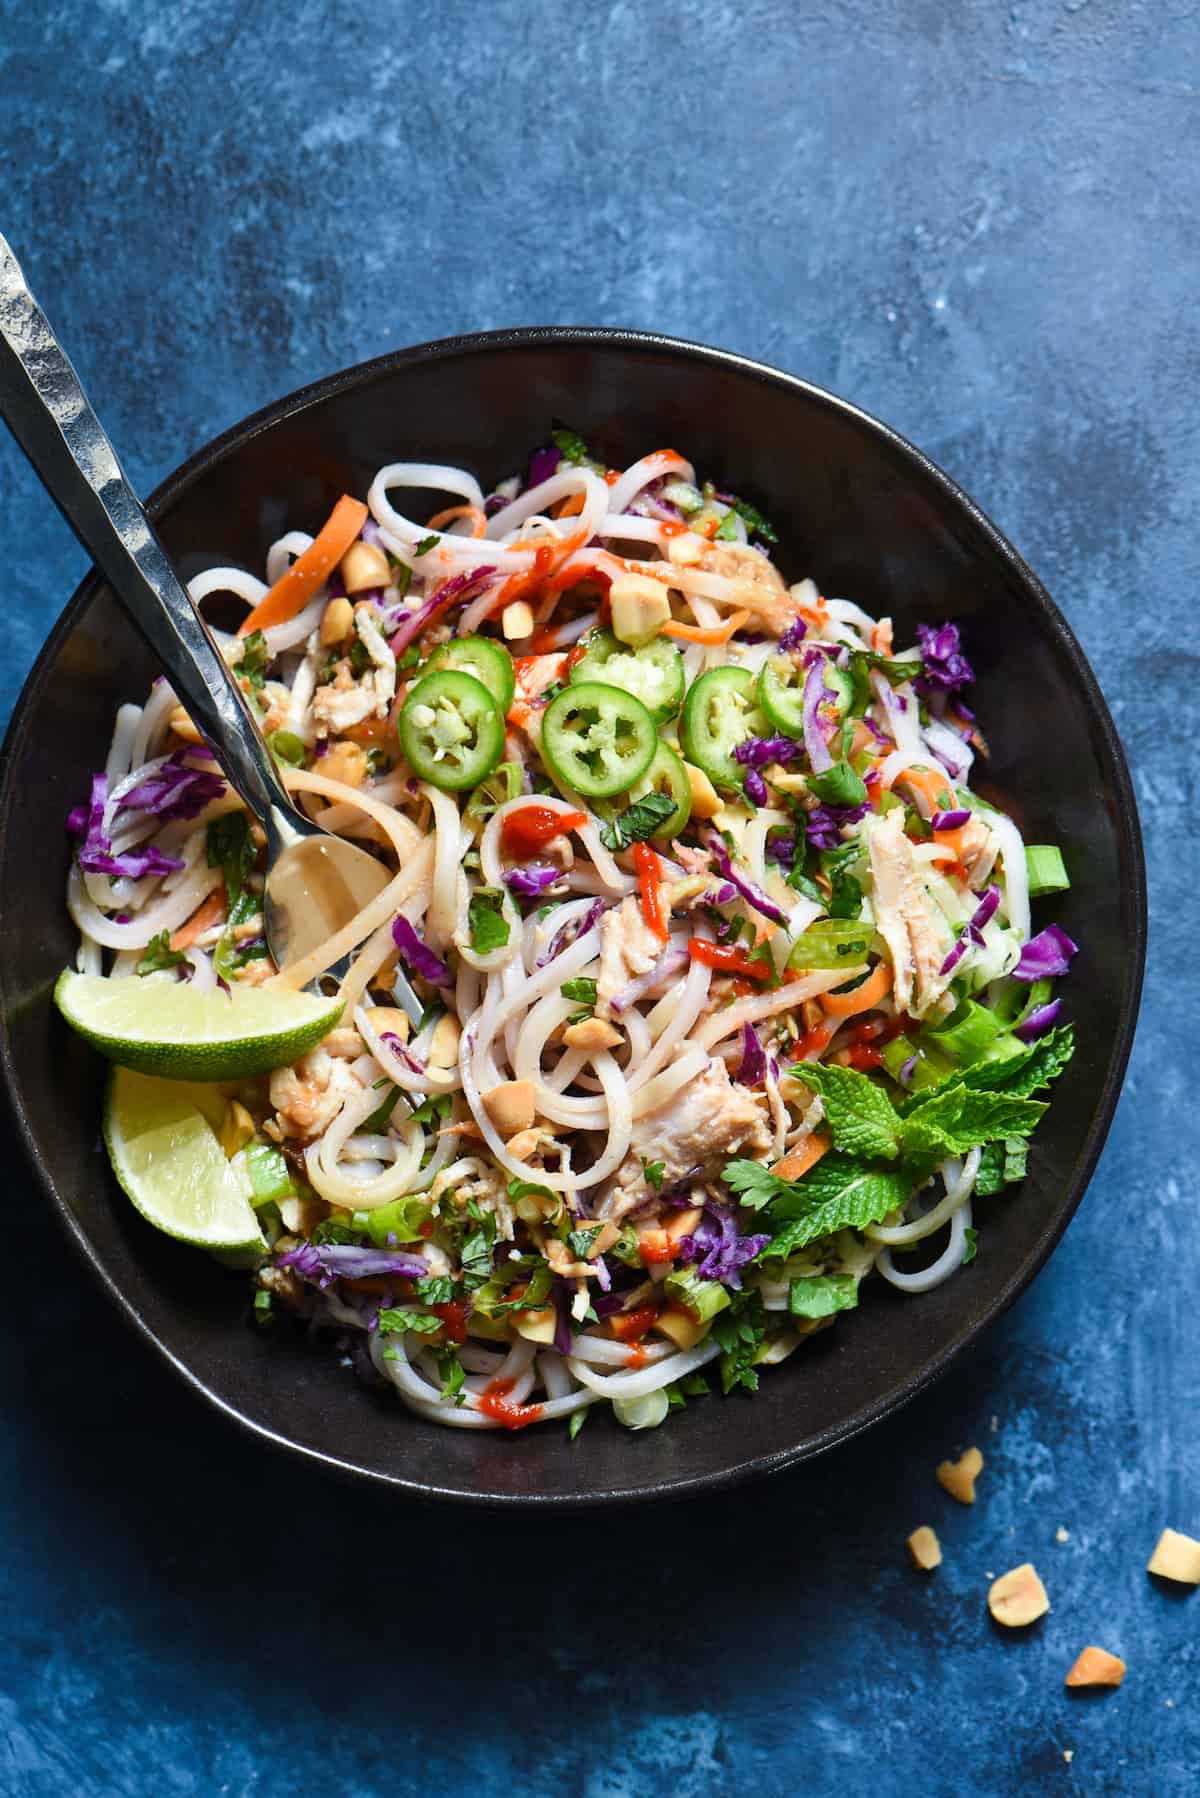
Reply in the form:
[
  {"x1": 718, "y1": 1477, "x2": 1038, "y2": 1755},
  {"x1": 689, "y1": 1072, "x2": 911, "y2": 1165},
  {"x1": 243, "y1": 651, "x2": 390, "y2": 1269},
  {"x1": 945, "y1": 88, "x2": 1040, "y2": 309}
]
[{"x1": 0, "y1": 330, "x2": 1144, "y2": 1504}]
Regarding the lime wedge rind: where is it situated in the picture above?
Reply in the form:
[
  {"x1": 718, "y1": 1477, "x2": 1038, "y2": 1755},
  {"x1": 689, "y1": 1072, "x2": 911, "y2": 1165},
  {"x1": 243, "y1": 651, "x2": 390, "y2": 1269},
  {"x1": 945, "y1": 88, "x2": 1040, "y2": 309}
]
[{"x1": 54, "y1": 969, "x2": 342, "y2": 1081}]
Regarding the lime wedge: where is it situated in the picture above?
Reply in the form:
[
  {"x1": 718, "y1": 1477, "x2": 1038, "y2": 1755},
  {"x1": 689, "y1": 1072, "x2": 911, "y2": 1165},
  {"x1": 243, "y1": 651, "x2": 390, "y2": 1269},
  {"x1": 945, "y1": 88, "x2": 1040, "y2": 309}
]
[
  {"x1": 104, "y1": 1066, "x2": 265, "y2": 1253},
  {"x1": 54, "y1": 970, "x2": 342, "y2": 1081}
]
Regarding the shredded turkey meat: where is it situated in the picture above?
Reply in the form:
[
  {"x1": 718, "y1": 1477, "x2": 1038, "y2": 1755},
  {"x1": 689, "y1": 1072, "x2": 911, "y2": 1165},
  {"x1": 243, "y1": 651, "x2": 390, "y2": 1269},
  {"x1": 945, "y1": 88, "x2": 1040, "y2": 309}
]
[{"x1": 865, "y1": 809, "x2": 955, "y2": 1018}]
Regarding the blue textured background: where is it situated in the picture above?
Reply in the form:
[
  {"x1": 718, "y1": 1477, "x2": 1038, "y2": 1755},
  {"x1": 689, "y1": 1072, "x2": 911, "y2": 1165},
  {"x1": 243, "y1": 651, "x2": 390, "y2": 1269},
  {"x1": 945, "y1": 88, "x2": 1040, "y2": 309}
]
[{"x1": 1, "y1": 3, "x2": 1194, "y2": 1793}]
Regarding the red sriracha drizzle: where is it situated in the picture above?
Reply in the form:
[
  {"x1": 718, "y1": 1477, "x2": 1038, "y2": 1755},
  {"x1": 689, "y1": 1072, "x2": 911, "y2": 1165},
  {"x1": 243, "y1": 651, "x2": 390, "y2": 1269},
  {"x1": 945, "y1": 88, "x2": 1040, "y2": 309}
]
[
  {"x1": 478, "y1": 1377, "x2": 544, "y2": 1430},
  {"x1": 500, "y1": 804, "x2": 588, "y2": 861},
  {"x1": 431, "y1": 1300, "x2": 468, "y2": 1343}
]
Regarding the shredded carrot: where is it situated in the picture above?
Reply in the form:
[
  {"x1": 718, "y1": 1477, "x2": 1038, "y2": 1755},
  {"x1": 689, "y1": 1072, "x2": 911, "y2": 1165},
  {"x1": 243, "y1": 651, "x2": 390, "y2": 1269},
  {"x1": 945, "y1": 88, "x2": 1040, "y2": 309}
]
[
  {"x1": 552, "y1": 491, "x2": 586, "y2": 519},
  {"x1": 932, "y1": 823, "x2": 970, "y2": 859},
  {"x1": 818, "y1": 961, "x2": 893, "y2": 1017},
  {"x1": 871, "y1": 619, "x2": 893, "y2": 655},
  {"x1": 425, "y1": 504, "x2": 487, "y2": 537},
  {"x1": 661, "y1": 608, "x2": 750, "y2": 646},
  {"x1": 169, "y1": 887, "x2": 227, "y2": 952},
  {"x1": 892, "y1": 764, "x2": 956, "y2": 811},
  {"x1": 237, "y1": 494, "x2": 368, "y2": 636},
  {"x1": 771, "y1": 1130, "x2": 831, "y2": 1182},
  {"x1": 633, "y1": 842, "x2": 669, "y2": 941}
]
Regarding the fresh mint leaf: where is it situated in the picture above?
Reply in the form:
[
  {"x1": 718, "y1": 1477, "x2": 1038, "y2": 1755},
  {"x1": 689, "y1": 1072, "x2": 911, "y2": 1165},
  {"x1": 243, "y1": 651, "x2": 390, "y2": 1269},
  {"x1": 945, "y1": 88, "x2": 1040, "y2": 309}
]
[
  {"x1": 598, "y1": 790, "x2": 676, "y2": 853},
  {"x1": 714, "y1": 509, "x2": 740, "y2": 541},
  {"x1": 413, "y1": 1275, "x2": 456, "y2": 1305},
  {"x1": 788, "y1": 1274, "x2": 860, "y2": 1318},
  {"x1": 702, "y1": 481, "x2": 778, "y2": 545},
  {"x1": 362, "y1": 1084, "x2": 402, "y2": 1133},
  {"x1": 641, "y1": 1158, "x2": 665, "y2": 1191},
  {"x1": 975, "y1": 1137, "x2": 1030, "y2": 1196},
  {"x1": 507, "y1": 1177, "x2": 555, "y2": 1204},
  {"x1": 235, "y1": 629, "x2": 270, "y2": 689},
  {"x1": 468, "y1": 886, "x2": 510, "y2": 953},
  {"x1": 757, "y1": 1155, "x2": 912, "y2": 1257},
  {"x1": 900, "y1": 1086, "x2": 1047, "y2": 1158},
  {"x1": 551, "y1": 425, "x2": 589, "y2": 465},
  {"x1": 413, "y1": 534, "x2": 439, "y2": 555},
  {"x1": 567, "y1": 1226, "x2": 602, "y2": 1260},
  {"x1": 406, "y1": 1091, "x2": 452, "y2": 1129},
  {"x1": 136, "y1": 930, "x2": 187, "y2": 977},
  {"x1": 807, "y1": 759, "x2": 868, "y2": 808},
  {"x1": 962, "y1": 1227, "x2": 978, "y2": 1265},
  {"x1": 788, "y1": 1063, "x2": 903, "y2": 1161},
  {"x1": 711, "y1": 1290, "x2": 768, "y2": 1393},
  {"x1": 459, "y1": 1225, "x2": 495, "y2": 1291},
  {"x1": 959, "y1": 1025, "x2": 1075, "y2": 1099},
  {"x1": 437, "y1": 1346, "x2": 466, "y2": 1406},
  {"x1": 377, "y1": 1307, "x2": 445, "y2": 1337},
  {"x1": 560, "y1": 977, "x2": 598, "y2": 1006}
]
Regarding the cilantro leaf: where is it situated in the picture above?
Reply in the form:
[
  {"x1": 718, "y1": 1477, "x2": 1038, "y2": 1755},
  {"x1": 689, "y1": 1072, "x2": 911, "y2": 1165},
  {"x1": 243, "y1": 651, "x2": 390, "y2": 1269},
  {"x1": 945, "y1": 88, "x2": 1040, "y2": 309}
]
[
  {"x1": 711, "y1": 1290, "x2": 769, "y2": 1393},
  {"x1": 468, "y1": 886, "x2": 510, "y2": 953},
  {"x1": 641, "y1": 1158, "x2": 665, "y2": 1191},
  {"x1": 413, "y1": 534, "x2": 439, "y2": 555},
  {"x1": 361, "y1": 1084, "x2": 402, "y2": 1133},
  {"x1": 235, "y1": 629, "x2": 270, "y2": 689},
  {"x1": 406, "y1": 1092, "x2": 452, "y2": 1129},
  {"x1": 551, "y1": 425, "x2": 589, "y2": 465},
  {"x1": 507, "y1": 1177, "x2": 555, "y2": 1204},
  {"x1": 567, "y1": 1226, "x2": 602, "y2": 1260},
  {"x1": 136, "y1": 930, "x2": 187, "y2": 977},
  {"x1": 598, "y1": 791, "x2": 675, "y2": 853},
  {"x1": 437, "y1": 1346, "x2": 466, "y2": 1406},
  {"x1": 974, "y1": 1137, "x2": 1030, "y2": 1196},
  {"x1": 722, "y1": 1157, "x2": 792, "y2": 1212},
  {"x1": 206, "y1": 813, "x2": 255, "y2": 911},
  {"x1": 377, "y1": 1307, "x2": 445, "y2": 1337},
  {"x1": 788, "y1": 1274, "x2": 860, "y2": 1318},
  {"x1": 757, "y1": 1155, "x2": 912, "y2": 1258},
  {"x1": 788, "y1": 1062, "x2": 903, "y2": 1161}
]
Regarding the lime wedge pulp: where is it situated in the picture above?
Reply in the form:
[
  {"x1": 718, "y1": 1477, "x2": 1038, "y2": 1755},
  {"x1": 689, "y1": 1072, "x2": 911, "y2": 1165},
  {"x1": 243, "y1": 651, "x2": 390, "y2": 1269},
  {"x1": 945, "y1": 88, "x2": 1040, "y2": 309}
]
[
  {"x1": 54, "y1": 970, "x2": 342, "y2": 1081},
  {"x1": 104, "y1": 1067, "x2": 265, "y2": 1253}
]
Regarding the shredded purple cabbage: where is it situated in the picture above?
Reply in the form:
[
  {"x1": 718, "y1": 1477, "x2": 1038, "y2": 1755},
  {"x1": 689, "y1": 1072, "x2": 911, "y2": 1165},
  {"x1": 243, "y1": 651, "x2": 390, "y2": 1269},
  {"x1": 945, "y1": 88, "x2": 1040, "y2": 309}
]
[
  {"x1": 1015, "y1": 998, "x2": 1064, "y2": 1041},
  {"x1": 939, "y1": 884, "x2": 1002, "y2": 976},
  {"x1": 806, "y1": 802, "x2": 870, "y2": 850},
  {"x1": 732, "y1": 735, "x2": 802, "y2": 771},
  {"x1": 392, "y1": 914, "x2": 452, "y2": 986},
  {"x1": 388, "y1": 564, "x2": 496, "y2": 654},
  {"x1": 527, "y1": 445, "x2": 562, "y2": 487},
  {"x1": 777, "y1": 617, "x2": 808, "y2": 652},
  {"x1": 67, "y1": 773, "x2": 186, "y2": 879},
  {"x1": 915, "y1": 621, "x2": 974, "y2": 695},
  {"x1": 737, "y1": 1023, "x2": 766, "y2": 1086},
  {"x1": 504, "y1": 863, "x2": 562, "y2": 899},
  {"x1": 898, "y1": 1052, "x2": 918, "y2": 1088},
  {"x1": 121, "y1": 751, "x2": 226, "y2": 822},
  {"x1": 552, "y1": 1279, "x2": 573, "y2": 1354},
  {"x1": 276, "y1": 1241, "x2": 428, "y2": 1289},
  {"x1": 382, "y1": 1031, "x2": 426, "y2": 1074},
  {"x1": 1013, "y1": 923, "x2": 1078, "y2": 982},
  {"x1": 743, "y1": 769, "x2": 768, "y2": 806},
  {"x1": 764, "y1": 833, "x2": 796, "y2": 866},
  {"x1": 537, "y1": 898, "x2": 604, "y2": 967},
  {"x1": 930, "y1": 807, "x2": 971, "y2": 831},
  {"x1": 802, "y1": 657, "x2": 835, "y2": 773},
  {"x1": 677, "y1": 1202, "x2": 768, "y2": 1289},
  {"x1": 707, "y1": 834, "x2": 787, "y2": 926}
]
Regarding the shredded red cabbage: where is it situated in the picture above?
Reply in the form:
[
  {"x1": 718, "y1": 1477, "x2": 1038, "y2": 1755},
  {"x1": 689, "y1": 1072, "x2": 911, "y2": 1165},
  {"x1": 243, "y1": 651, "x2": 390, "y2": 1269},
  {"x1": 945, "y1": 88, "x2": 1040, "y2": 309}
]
[
  {"x1": 537, "y1": 898, "x2": 605, "y2": 968},
  {"x1": 121, "y1": 751, "x2": 226, "y2": 822},
  {"x1": 930, "y1": 808, "x2": 971, "y2": 831},
  {"x1": 382, "y1": 1031, "x2": 426, "y2": 1074},
  {"x1": 707, "y1": 834, "x2": 787, "y2": 926},
  {"x1": 743, "y1": 769, "x2": 768, "y2": 806},
  {"x1": 802, "y1": 658, "x2": 835, "y2": 773},
  {"x1": 1015, "y1": 998, "x2": 1064, "y2": 1041},
  {"x1": 806, "y1": 802, "x2": 870, "y2": 849},
  {"x1": 67, "y1": 773, "x2": 185, "y2": 879},
  {"x1": 1013, "y1": 923, "x2": 1078, "y2": 981},
  {"x1": 915, "y1": 621, "x2": 974, "y2": 695},
  {"x1": 939, "y1": 884, "x2": 1001, "y2": 976},
  {"x1": 276, "y1": 1241, "x2": 428, "y2": 1289},
  {"x1": 388, "y1": 564, "x2": 496, "y2": 655},
  {"x1": 777, "y1": 617, "x2": 808, "y2": 652},
  {"x1": 504, "y1": 864, "x2": 561, "y2": 899},
  {"x1": 527, "y1": 445, "x2": 561, "y2": 487},
  {"x1": 732, "y1": 735, "x2": 803, "y2": 771},
  {"x1": 677, "y1": 1202, "x2": 768, "y2": 1289},
  {"x1": 392, "y1": 914, "x2": 452, "y2": 986},
  {"x1": 737, "y1": 1022, "x2": 766, "y2": 1086}
]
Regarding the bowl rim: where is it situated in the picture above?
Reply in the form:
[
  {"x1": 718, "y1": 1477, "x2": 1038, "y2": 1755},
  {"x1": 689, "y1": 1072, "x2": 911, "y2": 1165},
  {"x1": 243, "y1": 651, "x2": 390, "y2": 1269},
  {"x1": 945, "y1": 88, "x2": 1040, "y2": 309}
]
[{"x1": 0, "y1": 325, "x2": 1147, "y2": 1506}]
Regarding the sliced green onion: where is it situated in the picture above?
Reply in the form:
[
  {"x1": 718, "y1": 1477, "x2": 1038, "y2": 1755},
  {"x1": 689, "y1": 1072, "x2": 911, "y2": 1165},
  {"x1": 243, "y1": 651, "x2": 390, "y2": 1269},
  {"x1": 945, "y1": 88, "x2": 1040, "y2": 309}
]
[
  {"x1": 1025, "y1": 844, "x2": 1070, "y2": 896},
  {"x1": 268, "y1": 729, "x2": 306, "y2": 767},
  {"x1": 245, "y1": 1140, "x2": 295, "y2": 1206},
  {"x1": 663, "y1": 1266, "x2": 731, "y2": 1323},
  {"x1": 923, "y1": 999, "x2": 1005, "y2": 1063}
]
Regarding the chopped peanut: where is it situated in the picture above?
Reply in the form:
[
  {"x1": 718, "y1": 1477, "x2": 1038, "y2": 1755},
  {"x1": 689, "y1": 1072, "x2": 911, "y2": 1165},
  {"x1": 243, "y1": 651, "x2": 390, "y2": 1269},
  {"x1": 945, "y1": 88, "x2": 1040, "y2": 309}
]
[
  {"x1": 323, "y1": 1027, "x2": 365, "y2": 1059},
  {"x1": 166, "y1": 704, "x2": 203, "y2": 745},
  {"x1": 907, "y1": 1526, "x2": 942, "y2": 1572},
  {"x1": 364, "y1": 1006, "x2": 410, "y2": 1043},
  {"x1": 218, "y1": 1100, "x2": 256, "y2": 1160},
  {"x1": 666, "y1": 532, "x2": 704, "y2": 567},
  {"x1": 562, "y1": 1016, "x2": 623, "y2": 1051},
  {"x1": 1065, "y1": 1647, "x2": 1126, "y2": 1689},
  {"x1": 501, "y1": 600, "x2": 534, "y2": 640},
  {"x1": 683, "y1": 760, "x2": 723, "y2": 820},
  {"x1": 654, "y1": 1306, "x2": 707, "y2": 1350},
  {"x1": 319, "y1": 596, "x2": 355, "y2": 646},
  {"x1": 988, "y1": 1563, "x2": 1050, "y2": 1628},
  {"x1": 1147, "y1": 1528, "x2": 1200, "y2": 1585},
  {"x1": 482, "y1": 1078, "x2": 536, "y2": 1138},
  {"x1": 936, "y1": 1445, "x2": 984, "y2": 1505},
  {"x1": 340, "y1": 539, "x2": 391, "y2": 594},
  {"x1": 428, "y1": 1013, "x2": 461, "y2": 1069},
  {"x1": 320, "y1": 740, "x2": 369, "y2": 788},
  {"x1": 610, "y1": 573, "x2": 671, "y2": 646}
]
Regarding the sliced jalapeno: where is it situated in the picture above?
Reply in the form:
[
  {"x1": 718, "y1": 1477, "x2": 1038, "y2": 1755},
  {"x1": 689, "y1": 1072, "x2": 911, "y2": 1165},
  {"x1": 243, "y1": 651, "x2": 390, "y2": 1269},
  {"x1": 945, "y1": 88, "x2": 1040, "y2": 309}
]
[
  {"x1": 421, "y1": 635, "x2": 515, "y2": 714},
  {"x1": 398, "y1": 669, "x2": 505, "y2": 791},
  {"x1": 540, "y1": 681, "x2": 657, "y2": 799},
  {"x1": 568, "y1": 629, "x2": 685, "y2": 723},
  {"x1": 758, "y1": 653, "x2": 854, "y2": 739},
  {"x1": 680, "y1": 666, "x2": 765, "y2": 792},
  {"x1": 596, "y1": 740, "x2": 693, "y2": 842}
]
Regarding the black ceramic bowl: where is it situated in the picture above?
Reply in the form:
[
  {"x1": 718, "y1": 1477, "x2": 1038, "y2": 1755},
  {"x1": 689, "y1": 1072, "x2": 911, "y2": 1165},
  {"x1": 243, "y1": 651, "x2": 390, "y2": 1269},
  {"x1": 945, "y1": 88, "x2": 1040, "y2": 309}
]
[{"x1": 0, "y1": 329, "x2": 1145, "y2": 1506}]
